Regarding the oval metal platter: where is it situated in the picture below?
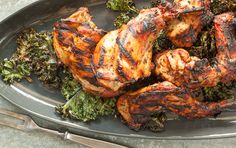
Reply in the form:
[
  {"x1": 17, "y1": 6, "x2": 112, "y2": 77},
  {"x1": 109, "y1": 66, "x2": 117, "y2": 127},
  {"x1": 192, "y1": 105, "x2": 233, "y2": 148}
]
[{"x1": 1, "y1": 0, "x2": 236, "y2": 139}]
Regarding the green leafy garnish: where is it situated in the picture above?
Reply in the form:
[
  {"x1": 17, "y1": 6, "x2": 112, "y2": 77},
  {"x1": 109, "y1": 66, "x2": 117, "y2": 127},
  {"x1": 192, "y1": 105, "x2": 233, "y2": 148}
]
[
  {"x1": 151, "y1": 0, "x2": 161, "y2": 7},
  {"x1": 202, "y1": 82, "x2": 236, "y2": 102},
  {"x1": 210, "y1": 0, "x2": 236, "y2": 15},
  {"x1": 114, "y1": 12, "x2": 132, "y2": 28},
  {"x1": 61, "y1": 70, "x2": 81, "y2": 100},
  {"x1": 153, "y1": 30, "x2": 174, "y2": 53},
  {"x1": 188, "y1": 26, "x2": 216, "y2": 63},
  {"x1": 0, "y1": 59, "x2": 31, "y2": 83},
  {"x1": 0, "y1": 28, "x2": 61, "y2": 88},
  {"x1": 56, "y1": 90, "x2": 116, "y2": 122},
  {"x1": 106, "y1": 0, "x2": 138, "y2": 13},
  {"x1": 144, "y1": 112, "x2": 167, "y2": 132},
  {"x1": 16, "y1": 28, "x2": 61, "y2": 88}
]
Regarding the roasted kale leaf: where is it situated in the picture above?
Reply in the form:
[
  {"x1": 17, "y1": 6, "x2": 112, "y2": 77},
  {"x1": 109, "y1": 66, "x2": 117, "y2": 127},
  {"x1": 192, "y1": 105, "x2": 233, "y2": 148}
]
[
  {"x1": 106, "y1": 0, "x2": 137, "y2": 13},
  {"x1": 0, "y1": 59, "x2": 31, "y2": 83},
  {"x1": 114, "y1": 12, "x2": 132, "y2": 28},
  {"x1": 210, "y1": 0, "x2": 236, "y2": 15},
  {"x1": 61, "y1": 70, "x2": 81, "y2": 100},
  {"x1": 56, "y1": 90, "x2": 116, "y2": 122},
  {"x1": 0, "y1": 28, "x2": 61, "y2": 88}
]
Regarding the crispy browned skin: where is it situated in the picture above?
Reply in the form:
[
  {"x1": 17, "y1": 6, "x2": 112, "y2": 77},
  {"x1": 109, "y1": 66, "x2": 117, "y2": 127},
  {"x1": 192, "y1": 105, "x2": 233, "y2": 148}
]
[
  {"x1": 53, "y1": 7, "x2": 119, "y2": 97},
  {"x1": 155, "y1": 12, "x2": 236, "y2": 89},
  {"x1": 117, "y1": 81, "x2": 236, "y2": 129},
  {"x1": 166, "y1": 0, "x2": 213, "y2": 47},
  {"x1": 92, "y1": 3, "x2": 184, "y2": 92}
]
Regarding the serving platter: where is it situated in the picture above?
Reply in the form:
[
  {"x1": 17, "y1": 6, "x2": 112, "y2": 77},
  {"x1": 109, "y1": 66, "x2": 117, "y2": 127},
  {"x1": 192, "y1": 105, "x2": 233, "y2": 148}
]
[{"x1": 1, "y1": 0, "x2": 236, "y2": 139}]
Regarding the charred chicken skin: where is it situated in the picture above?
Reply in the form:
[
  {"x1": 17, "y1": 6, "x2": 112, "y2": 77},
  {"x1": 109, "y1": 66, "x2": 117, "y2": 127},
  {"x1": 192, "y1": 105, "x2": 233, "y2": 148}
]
[
  {"x1": 92, "y1": 2, "x2": 190, "y2": 92},
  {"x1": 53, "y1": 2, "x2": 236, "y2": 132},
  {"x1": 117, "y1": 12, "x2": 236, "y2": 129},
  {"x1": 53, "y1": 7, "x2": 119, "y2": 97},
  {"x1": 117, "y1": 81, "x2": 236, "y2": 130},
  {"x1": 166, "y1": 0, "x2": 214, "y2": 47},
  {"x1": 155, "y1": 12, "x2": 236, "y2": 89}
]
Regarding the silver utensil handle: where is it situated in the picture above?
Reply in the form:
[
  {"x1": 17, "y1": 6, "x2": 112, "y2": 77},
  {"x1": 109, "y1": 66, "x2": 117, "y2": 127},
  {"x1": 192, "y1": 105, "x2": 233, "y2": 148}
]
[{"x1": 64, "y1": 131, "x2": 127, "y2": 148}]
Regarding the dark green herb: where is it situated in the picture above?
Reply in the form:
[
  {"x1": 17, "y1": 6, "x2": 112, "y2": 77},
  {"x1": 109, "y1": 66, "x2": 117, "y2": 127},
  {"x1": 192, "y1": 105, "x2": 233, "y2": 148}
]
[
  {"x1": 106, "y1": 0, "x2": 138, "y2": 13},
  {"x1": 153, "y1": 30, "x2": 174, "y2": 53},
  {"x1": 188, "y1": 26, "x2": 216, "y2": 63},
  {"x1": 151, "y1": 0, "x2": 161, "y2": 7},
  {"x1": 144, "y1": 112, "x2": 167, "y2": 132},
  {"x1": 17, "y1": 29, "x2": 61, "y2": 88},
  {"x1": 202, "y1": 81, "x2": 236, "y2": 102},
  {"x1": 56, "y1": 90, "x2": 117, "y2": 122},
  {"x1": 61, "y1": 70, "x2": 81, "y2": 100},
  {"x1": 114, "y1": 12, "x2": 132, "y2": 28},
  {"x1": 0, "y1": 59, "x2": 31, "y2": 83},
  {"x1": 210, "y1": 0, "x2": 236, "y2": 15},
  {"x1": 0, "y1": 28, "x2": 61, "y2": 88}
]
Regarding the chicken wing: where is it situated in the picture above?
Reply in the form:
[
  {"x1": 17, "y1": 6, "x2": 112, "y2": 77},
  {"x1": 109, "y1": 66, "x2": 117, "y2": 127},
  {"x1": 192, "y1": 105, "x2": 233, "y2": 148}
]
[
  {"x1": 166, "y1": 0, "x2": 214, "y2": 47},
  {"x1": 53, "y1": 7, "x2": 119, "y2": 97},
  {"x1": 117, "y1": 81, "x2": 236, "y2": 129},
  {"x1": 155, "y1": 12, "x2": 236, "y2": 89}
]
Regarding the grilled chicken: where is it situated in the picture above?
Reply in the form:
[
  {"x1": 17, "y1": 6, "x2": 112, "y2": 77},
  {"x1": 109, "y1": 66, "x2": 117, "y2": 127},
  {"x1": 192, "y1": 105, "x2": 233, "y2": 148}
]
[
  {"x1": 53, "y1": 7, "x2": 119, "y2": 97},
  {"x1": 92, "y1": 2, "x2": 188, "y2": 92},
  {"x1": 118, "y1": 12, "x2": 236, "y2": 130},
  {"x1": 155, "y1": 12, "x2": 236, "y2": 89},
  {"x1": 166, "y1": 0, "x2": 214, "y2": 47},
  {"x1": 117, "y1": 81, "x2": 236, "y2": 129}
]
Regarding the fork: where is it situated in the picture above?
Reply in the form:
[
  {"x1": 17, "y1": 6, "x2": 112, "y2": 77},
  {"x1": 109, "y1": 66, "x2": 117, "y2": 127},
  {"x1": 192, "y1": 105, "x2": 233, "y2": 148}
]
[{"x1": 0, "y1": 109, "x2": 127, "y2": 148}]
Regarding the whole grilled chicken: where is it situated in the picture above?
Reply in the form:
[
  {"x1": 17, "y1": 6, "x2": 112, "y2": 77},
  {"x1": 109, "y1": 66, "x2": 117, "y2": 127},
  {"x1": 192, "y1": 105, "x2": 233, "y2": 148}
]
[
  {"x1": 92, "y1": 2, "x2": 191, "y2": 92},
  {"x1": 166, "y1": 0, "x2": 214, "y2": 47},
  {"x1": 155, "y1": 12, "x2": 236, "y2": 89},
  {"x1": 53, "y1": 7, "x2": 119, "y2": 97}
]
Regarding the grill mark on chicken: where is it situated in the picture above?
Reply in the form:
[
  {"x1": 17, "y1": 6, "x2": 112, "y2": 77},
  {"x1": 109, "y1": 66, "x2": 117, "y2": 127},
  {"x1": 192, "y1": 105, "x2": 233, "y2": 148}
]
[
  {"x1": 83, "y1": 76, "x2": 100, "y2": 87},
  {"x1": 91, "y1": 3, "x2": 178, "y2": 92},
  {"x1": 98, "y1": 46, "x2": 106, "y2": 66},
  {"x1": 57, "y1": 31, "x2": 72, "y2": 46},
  {"x1": 223, "y1": 23, "x2": 236, "y2": 52},
  {"x1": 142, "y1": 15, "x2": 156, "y2": 33},
  {"x1": 117, "y1": 62, "x2": 129, "y2": 80},
  {"x1": 53, "y1": 7, "x2": 120, "y2": 97},
  {"x1": 55, "y1": 22, "x2": 97, "y2": 46},
  {"x1": 155, "y1": 12, "x2": 236, "y2": 89},
  {"x1": 56, "y1": 31, "x2": 90, "y2": 57},
  {"x1": 117, "y1": 81, "x2": 236, "y2": 129},
  {"x1": 116, "y1": 37, "x2": 137, "y2": 66},
  {"x1": 128, "y1": 26, "x2": 137, "y2": 36},
  {"x1": 71, "y1": 45, "x2": 91, "y2": 57},
  {"x1": 76, "y1": 64, "x2": 93, "y2": 73}
]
